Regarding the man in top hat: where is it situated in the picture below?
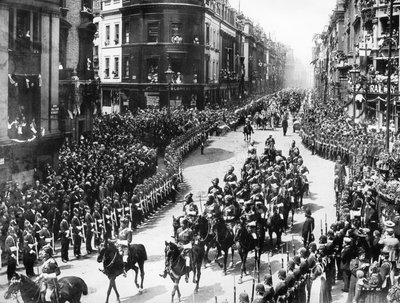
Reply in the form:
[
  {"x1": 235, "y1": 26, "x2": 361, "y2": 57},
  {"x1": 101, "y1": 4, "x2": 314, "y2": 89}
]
[
  {"x1": 39, "y1": 245, "x2": 60, "y2": 303},
  {"x1": 302, "y1": 208, "x2": 315, "y2": 247},
  {"x1": 59, "y1": 210, "x2": 70, "y2": 263}
]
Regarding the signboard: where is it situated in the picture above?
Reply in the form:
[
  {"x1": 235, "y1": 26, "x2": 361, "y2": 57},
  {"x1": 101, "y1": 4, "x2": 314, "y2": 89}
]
[
  {"x1": 0, "y1": 158, "x2": 4, "y2": 165},
  {"x1": 170, "y1": 99, "x2": 182, "y2": 108},
  {"x1": 145, "y1": 92, "x2": 160, "y2": 107},
  {"x1": 50, "y1": 104, "x2": 59, "y2": 119}
]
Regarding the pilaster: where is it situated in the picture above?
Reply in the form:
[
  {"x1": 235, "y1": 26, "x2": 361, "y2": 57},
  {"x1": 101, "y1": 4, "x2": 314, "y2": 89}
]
[{"x1": 0, "y1": 4, "x2": 9, "y2": 141}]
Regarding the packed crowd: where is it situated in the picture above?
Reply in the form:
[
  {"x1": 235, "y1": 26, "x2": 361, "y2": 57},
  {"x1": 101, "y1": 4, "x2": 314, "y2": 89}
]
[
  {"x1": 0, "y1": 93, "x2": 278, "y2": 283},
  {"x1": 297, "y1": 90, "x2": 400, "y2": 302}
]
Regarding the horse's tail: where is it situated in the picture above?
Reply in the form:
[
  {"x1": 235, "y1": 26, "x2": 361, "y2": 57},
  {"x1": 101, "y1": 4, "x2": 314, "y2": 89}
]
[
  {"x1": 140, "y1": 244, "x2": 148, "y2": 261},
  {"x1": 81, "y1": 278, "x2": 88, "y2": 296}
]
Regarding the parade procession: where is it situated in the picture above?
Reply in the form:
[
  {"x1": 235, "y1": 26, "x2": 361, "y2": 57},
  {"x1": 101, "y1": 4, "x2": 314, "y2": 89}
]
[{"x1": 5, "y1": 0, "x2": 400, "y2": 302}]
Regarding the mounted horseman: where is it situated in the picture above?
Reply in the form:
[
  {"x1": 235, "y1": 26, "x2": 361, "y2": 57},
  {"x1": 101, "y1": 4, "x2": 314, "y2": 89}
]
[{"x1": 117, "y1": 217, "x2": 132, "y2": 277}]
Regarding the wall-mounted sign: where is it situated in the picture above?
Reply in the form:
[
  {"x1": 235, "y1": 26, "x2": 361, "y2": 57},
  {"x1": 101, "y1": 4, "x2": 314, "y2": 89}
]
[
  {"x1": 0, "y1": 158, "x2": 4, "y2": 165},
  {"x1": 145, "y1": 92, "x2": 160, "y2": 107}
]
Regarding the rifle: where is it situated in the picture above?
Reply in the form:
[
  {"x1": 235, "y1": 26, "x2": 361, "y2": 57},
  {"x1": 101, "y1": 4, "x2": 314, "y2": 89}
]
[
  {"x1": 325, "y1": 213, "x2": 328, "y2": 235},
  {"x1": 251, "y1": 273, "x2": 255, "y2": 303},
  {"x1": 320, "y1": 219, "x2": 323, "y2": 237},
  {"x1": 281, "y1": 247, "x2": 284, "y2": 268},
  {"x1": 268, "y1": 253, "x2": 272, "y2": 284},
  {"x1": 16, "y1": 240, "x2": 19, "y2": 266},
  {"x1": 233, "y1": 275, "x2": 236, "y2": 303}
]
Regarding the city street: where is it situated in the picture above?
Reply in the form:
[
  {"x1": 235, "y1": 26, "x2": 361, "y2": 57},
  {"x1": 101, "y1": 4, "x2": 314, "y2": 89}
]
[{"x1": 0, "y1": 121, "x2": 346, "y2": 303}]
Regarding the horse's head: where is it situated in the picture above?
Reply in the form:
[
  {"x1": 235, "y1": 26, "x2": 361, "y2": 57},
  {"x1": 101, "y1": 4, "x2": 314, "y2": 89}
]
[
  {"x1": 4, "y1": 273, "x2": 22, "y2": 299},
  {"x1": 234, "y1": 222, "x2": 245, "y2": 242},
  {"x1": 172, "y1": 215, "x2": 181, "y2": 233},
  {"x1": 164, "y1": 241, "x2": 179, "y2": 261},
  {"x1": 97, "y1": 239, "x2": 117, "y2": 263}
]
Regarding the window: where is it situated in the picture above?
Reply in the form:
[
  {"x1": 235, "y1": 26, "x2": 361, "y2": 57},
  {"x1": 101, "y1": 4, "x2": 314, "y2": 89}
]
[
  {"x1": 105, "y1": 25, "x2": 110, "y2": 45},
  {"x1": 104, "y1": 0, "x2": 111, "y2": 5},
  {"x1": 171, "y1": 23, "x2": 183, "y2": 43},
  {"x1": 148, "y1": 22, "x2": 159, "y2": 43},
  {"x1": 104, "y1": 57, "x2": 110, "y2": 77},
  {"x1": 123, "y1": 56, "x2": 130, "y2": 78},
  {"x1": 147, "y1": 58, "x2": 159, "y2": 83},
  {"x1": 124, "y1": 20, "x2": 130, "y2": 43},
  {"x1": 114, "y1": 23, "x2": 119, "y2": 44},
  {"x1": 206, "y1": 23, "x2": 210, "y2": 45},
  {"x1": 32, "y1": 12, "x2": 40, "y2": 53},
  {"x1": 113, "y1": 57, "x2": 119, "y2": 78}
]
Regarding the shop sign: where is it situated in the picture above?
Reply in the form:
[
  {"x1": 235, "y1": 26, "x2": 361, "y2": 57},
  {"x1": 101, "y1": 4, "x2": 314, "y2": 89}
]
[{"x1": 145, "y1": 92, "x2": 160, "y2": 107}]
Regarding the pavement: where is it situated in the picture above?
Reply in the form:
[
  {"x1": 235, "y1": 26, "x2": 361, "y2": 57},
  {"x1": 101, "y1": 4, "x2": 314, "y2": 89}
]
[{"x1": 0, "y1": 120, "x2": 348, "y2": 303}]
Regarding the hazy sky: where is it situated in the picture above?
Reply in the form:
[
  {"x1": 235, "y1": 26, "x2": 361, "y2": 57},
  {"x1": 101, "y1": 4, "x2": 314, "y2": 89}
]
[{"x1": 229, "y1": 0, "x2": 337, "y2": 63}]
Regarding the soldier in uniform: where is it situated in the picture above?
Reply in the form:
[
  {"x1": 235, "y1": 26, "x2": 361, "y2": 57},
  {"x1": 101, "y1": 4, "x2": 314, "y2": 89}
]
[
  {"x1": 39, "y1": 245, "x2": 60, "y2": 303},
  {"x1": 92, "y1": 202, "x2": 103, "y2": 247},
  {"x1": 222, "y1": 195, "x2": 238, "y2": 230},
  {"x1": 38, "y1": 218, "x2": 52, "y2": 251},
  {"x1": 263, "y1": 274, "x2": 275, "y2": 303},
  {"x1": 71, "y1": 208, "x2": 83, "y2": 258},
  {"x1": 59, "y1": 210, "x2": 70, "y2": 263},
  {"x1": 202, "y1": 194, "x2": 220, "y2": 219},
  {"x1": 208, "y1": 178, "x2": 223, "y2": 196},
  {"x1": 274, "y1": 269, "x2": 288, "y2": 302},
  {"x1": 117, "y1": 217, "x2": 132, "y2": 276},
  {"x1": 23, "y1": 223, "x2": 37, "y2": 277},
  {"x1": 84, "y1": 205, "x2": 94, "y2": 254},
  {"x1": 223, "y1": 166, "x2": 238, "y2": 187},
  {"x1": 102, "y1": 204, "x2": 113, "y2": 241},
  {"x1": 5, "y1": 226, "x2": 18, "y2": 283}
]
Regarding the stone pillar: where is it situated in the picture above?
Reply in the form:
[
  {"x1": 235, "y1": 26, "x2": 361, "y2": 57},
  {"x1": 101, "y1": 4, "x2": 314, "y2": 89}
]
[
  {"x1": 0, "y1": 4, "x2": 9, "y2": 141},
  {"x1": 40, "y1": 13, "x2": 50, "y2": 135},
  {"x1": 50, "y1": 14, "x2": 60, "y2": 133}
]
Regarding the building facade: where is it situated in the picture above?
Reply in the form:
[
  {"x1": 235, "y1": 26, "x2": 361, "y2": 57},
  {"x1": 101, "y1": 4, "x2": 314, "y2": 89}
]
[
  {"x1": 0, "y1": 0, "x2": 62, "y2": 184},
  {"x1": 314, "y1": 0, "x2": 400, "y2": 130}
]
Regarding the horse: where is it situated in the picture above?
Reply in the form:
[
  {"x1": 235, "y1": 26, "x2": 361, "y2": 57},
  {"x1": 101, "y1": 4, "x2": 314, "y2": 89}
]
[
  {"x1": 210, "y1": 216, "x2": 235, "y2": 275},
  {"x1": 191, "y1": 215, "x2": 218, "y2": 266},
  {"x1": 164, "y1": 240, "x2": 204, "y2": 302},
  {"x1": 97, "y1": 240, "x2": 147, "y2": 303},
  {"x1": 234, "y1": 221, "x2": 257, "y2": 284},
  {"x1": 266, "y1": 207, "x2": 285, "y2": 251},
  {"x1": 243, "y1": 124, "x2": 253, "y2": 142},
  {"x1": 293, "y1": 174, "x2": 306, "y2": 209},
  {"x1": 4, "y1": 273, "x2": 87, "y2": 303}
]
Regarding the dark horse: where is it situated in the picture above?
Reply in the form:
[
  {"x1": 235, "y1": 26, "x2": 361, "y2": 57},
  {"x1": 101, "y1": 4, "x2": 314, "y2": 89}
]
[
  {"x1": 97, "y1": 240, "x2": 147, "y2": 303},
  {"x1": 266, "y1": 207, "x2": 285, "y2": 251},
  {"x1": 234, "y1": 221, "x2": 258, "y2": 284},
  {"x1": 191, "y1": 215, "x2": 218, "y2": 266},
  {"x1": 293, "y1": 174, "x2": 307, "y2": 209},
  {"x1": 164, "y1": 240, "x2": 204, "y2": 302},
  {"x1": 243, "y1": 124, "x2": 253, "y2": 142},
  {"x1": 210, "y1": 216, "x2": 235, "y2": 275},
  {"x1": 4, "y1": 273, "x2": 87, "y2": 303}
]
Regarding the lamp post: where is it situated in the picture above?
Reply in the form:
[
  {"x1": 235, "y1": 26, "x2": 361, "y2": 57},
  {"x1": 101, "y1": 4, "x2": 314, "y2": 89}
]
[
  {"x1": 349, "y1": 68, "x2": 360, "y2": 125},
  {"x1": 164, "y1": 64, "x2": 174, "y2": 109}
]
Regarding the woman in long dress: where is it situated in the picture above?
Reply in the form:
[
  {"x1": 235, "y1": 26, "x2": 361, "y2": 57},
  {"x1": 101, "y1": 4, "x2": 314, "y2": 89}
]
[{"x1": 310, "y1": 261, "x2": 330, "y2": 303}]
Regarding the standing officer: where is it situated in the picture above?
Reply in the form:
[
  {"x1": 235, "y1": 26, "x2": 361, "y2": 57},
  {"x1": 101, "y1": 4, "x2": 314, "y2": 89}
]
[
  {"x1": 71, "y1": 208, "x2": 83, "y2": 258},
  {"x1": 38, "y1": 218, "x2": 52, "y2": 252},
  {"x1": 59, "y1": 210, "x2": 70, "y2": 263},
  {"x1": 84, "y1": 205, "x2": 94, "y2": 254},
  {"x1": 5, "y1": 226, "x2": 18, "y2": 283},
  {"x1": 23, "y1": 224, "x2": 37, "y2": 277},
  {"x1": 92, "y1": 202, "x2": 103, "y2": 247}
]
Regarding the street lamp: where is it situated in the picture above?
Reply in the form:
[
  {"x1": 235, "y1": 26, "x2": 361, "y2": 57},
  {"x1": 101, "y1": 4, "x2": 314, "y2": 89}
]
[
  {"x1": 164, "y1": 64, "x2": 174, "y2": 109},
  {"x1": 349, "y1": 67, "x2": 360, "y2": 125}
]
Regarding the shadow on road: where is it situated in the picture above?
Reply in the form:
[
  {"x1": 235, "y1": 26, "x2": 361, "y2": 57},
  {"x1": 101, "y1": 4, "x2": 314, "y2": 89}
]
[
  {"x1": 120, "y1": 285, "x2": 168, "y2": 302},
  {"x1": 184, "y1": 148, "x2": 235, "y2": 168}
]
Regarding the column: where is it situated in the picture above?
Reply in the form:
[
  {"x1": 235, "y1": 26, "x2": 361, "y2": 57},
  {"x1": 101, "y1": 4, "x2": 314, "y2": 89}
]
[
  {"x1": 50, "y1": 13, "x2": 60, "y2": 133},
  {"x1": 40, "y1": 12, "x2": 50, "y2": 135},
  {"x1": 0, "y1": 4, "x2": 9, "y2": 140}
]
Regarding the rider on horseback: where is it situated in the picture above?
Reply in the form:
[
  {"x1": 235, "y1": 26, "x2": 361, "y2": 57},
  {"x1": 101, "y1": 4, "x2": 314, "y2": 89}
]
[
  {"x1": 117, "y1": 217, "x2": 132, "y2": 276},
  {"x1": 39, "y1": 245, "x2": 60, "y2": 303},
  {"x1": 176, "y1": 219, "x2": 194, "y2": 283},
  {"x1": 222, "y1": 195, "x2": 238, "y2": 230}
]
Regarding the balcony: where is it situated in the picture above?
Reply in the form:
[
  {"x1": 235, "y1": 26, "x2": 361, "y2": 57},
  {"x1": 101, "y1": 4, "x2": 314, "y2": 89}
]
[{"x1": 122, "y1": 0, "x2": 204, "y2": 5}]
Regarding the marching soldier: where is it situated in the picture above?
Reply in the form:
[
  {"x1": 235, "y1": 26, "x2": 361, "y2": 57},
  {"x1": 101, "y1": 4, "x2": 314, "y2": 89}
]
[
  {"x1": 23, "y1": 223, "x2": 37, "y2": 277},
  {"x1": 59, "y1": 210, "x2": 70, "y2": 263},
  {"x1": 71, "y1": 208, "x2": 83, "y2": 258},
  {"x1": 5, "y1": 226, "x2": 19, "y2": 283}
]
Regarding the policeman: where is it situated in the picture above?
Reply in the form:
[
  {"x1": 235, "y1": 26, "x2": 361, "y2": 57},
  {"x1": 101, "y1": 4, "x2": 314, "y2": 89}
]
[
  {"x1": 117, "y1": 217, "x2": 132, "y2": 276},
  {"x1": 71, "y1": 208, "x2": 83, "y2": 259},
  {"x1": 39, "y1": 245, "x2": 60, "y2": 303},
  {"x1": 84, "y1": 205, "x2": 94, "y2": 254},
  {"x1": 5, "y1": 226, "x2": 19, "y2": 283},
  {"x1": 59, "y1": 210, "x2": 70, "y2": 263}
]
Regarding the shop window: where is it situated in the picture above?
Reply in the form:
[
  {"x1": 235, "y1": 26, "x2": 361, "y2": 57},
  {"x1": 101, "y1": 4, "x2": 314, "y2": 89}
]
[
  {"x1": 124, "y1": 20, "x2": 130, "y2": 43},
  {"x1": 113, "y1": 57, "x2": 119, "y2": 78},
  {"x1": 105, "y1": 25, "x2": 110, "y2": 45},
  {"x1": 171, "y1": 23, "x2": 183, "y2": 44},
  {"x1": 123, "y1": 56, "x2": 130, "y2": 78},
  {"x1": 104, "y1": 57, "x2": 110, "y2": 78},
  {"x1": 114, "y1": 23, "x2": 119, "y2": 45},
  {"x1": 147, "y1": 58, "x2": 159, "y2": 83},
  {"x1": 16, "y1": 10, "x2": 31, "y2": 52},
  {"x1": 148, "y1": 22, "x2": 159, "y2": 43},
  {"x1": 103, "y1": 90, "x2": 111, "y2": 107}
]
